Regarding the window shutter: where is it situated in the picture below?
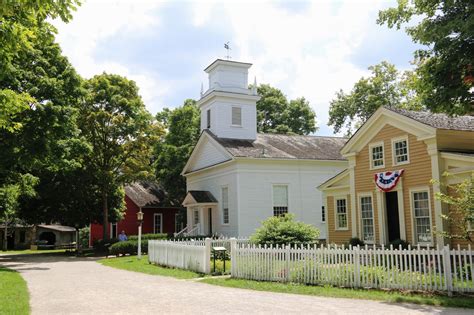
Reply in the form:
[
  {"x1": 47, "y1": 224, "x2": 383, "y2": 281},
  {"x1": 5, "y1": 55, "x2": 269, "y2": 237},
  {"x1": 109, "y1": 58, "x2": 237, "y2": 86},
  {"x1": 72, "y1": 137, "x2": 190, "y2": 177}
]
[
  {"x1": 232, "y1": 107, "x2": 242, "y2": 125},
  {"x1": 207, "y1": 109, "x2": 211, "y2": 129}
]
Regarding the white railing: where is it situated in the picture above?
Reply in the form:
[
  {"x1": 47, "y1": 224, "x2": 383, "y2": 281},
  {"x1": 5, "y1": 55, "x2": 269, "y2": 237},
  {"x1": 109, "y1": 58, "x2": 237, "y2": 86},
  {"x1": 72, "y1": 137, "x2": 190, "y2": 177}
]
[
  {"x1": 173, "y1": 226, "x2": 188, "y2": 238},
  {"x1": 230, "y1": 242, "x2": 474, "y2": 294},
  {"x1": 148, "y1": 239, "x2": 211, "y2": 273}
]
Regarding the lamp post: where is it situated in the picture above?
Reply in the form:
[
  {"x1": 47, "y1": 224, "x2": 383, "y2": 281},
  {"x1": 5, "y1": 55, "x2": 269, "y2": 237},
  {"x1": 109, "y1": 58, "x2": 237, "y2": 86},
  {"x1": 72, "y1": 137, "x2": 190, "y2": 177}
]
[{"x1": 137, "y1": 210, "x2": 144, "y2": 260}]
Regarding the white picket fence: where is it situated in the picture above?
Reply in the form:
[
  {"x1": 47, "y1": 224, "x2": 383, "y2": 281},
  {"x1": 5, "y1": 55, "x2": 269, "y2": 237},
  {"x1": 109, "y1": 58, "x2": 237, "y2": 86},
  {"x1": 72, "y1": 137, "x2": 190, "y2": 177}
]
[
  {"x1": 148, "y1": 240, "x2": 211, "y2": 273},
  {"x1": 148, "y1": 238, "x2": 249, "y2": 274},
  {"x1": 230, "y1": 242, "x2": 474, "y2": 294}
]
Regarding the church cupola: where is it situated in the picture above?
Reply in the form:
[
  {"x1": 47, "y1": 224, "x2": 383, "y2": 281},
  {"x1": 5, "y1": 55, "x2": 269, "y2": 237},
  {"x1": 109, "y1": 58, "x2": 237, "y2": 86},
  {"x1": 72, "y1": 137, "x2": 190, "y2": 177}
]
[{"x1": 197, "y1": 59, "x2": 260, "y2": 140}]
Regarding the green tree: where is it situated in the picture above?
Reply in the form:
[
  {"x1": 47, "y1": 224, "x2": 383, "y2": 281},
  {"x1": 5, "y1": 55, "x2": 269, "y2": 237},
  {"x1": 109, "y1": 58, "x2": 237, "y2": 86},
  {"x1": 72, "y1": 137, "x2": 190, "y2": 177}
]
[
  {"x1": 80, "y1": 73, "x2": 158, "y2": 240},
  {"x1": 0, "y1": 0, "x2": 80, "y2": 132},
  {"x1": 433, "y1": 174, "x2": 474, "y2": 243},
  {"x1": 328, "y1": 62, "x2": 421, "y2": 135},
  {"x1": 256, "y1": 84, "x2": 317, "y2": 135},
  {"x1": 154, "y1": 99, "x2": 200, "y2": 205},
  {"x1": 378, "y1": 0, "x2": 474, "y2": 115},
  {"x1": 251, "y1": 214, "x2": 320, "y2": 246}
]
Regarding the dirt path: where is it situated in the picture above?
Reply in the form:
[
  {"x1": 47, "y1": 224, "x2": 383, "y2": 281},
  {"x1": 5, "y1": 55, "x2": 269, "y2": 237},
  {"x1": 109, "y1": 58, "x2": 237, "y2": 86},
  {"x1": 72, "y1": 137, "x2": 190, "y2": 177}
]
[{"x1": 0, "y1": 254, "x2": 470, "y2": 315}]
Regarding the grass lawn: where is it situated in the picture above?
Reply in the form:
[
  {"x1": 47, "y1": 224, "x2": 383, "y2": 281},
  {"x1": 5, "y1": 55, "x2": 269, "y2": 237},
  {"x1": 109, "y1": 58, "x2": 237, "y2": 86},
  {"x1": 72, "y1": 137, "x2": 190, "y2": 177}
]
[
  {"x1": 200, "y1": 278, "x2": 474, "y2": 309},
  {"x1": 98, "y1": 255, "x2": 203, "y2": 279},
  {"x1": 0, "y1": 249, "x2": 68, "y2": 256},
  {"x1": 0, "y1": 266, "x2": 30, "y2": 314}
]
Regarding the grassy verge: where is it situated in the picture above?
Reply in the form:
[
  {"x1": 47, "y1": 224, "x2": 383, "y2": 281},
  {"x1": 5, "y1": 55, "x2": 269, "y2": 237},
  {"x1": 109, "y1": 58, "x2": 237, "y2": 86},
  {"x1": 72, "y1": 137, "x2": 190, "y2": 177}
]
[
  {"x1": 98, "y1": 255, "x2": 202, "y2": 279},
  {"x1": 0, "y1": 266, "x2": 30, "y2": 314},
  {"x1": 200, "y1": 278, "x2": 474, "y2": 309},
  {"x1": 0, "y1": 249, "x2": 68, "y2": 256}
]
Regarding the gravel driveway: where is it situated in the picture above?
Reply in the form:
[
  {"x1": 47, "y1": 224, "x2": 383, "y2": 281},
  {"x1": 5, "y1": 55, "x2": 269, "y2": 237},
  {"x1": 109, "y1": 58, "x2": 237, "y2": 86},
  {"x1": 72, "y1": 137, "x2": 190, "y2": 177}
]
[{"x1": 0, "y1": 254, "x2": 470, "y2": 315}]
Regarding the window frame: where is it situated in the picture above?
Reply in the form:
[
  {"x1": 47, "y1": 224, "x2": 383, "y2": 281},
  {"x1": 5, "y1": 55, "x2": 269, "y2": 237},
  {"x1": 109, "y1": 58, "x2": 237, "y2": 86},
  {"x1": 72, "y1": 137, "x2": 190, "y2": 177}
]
[
  {"x1": 369, "y1": 141, "x2": 385, "y2": 170},
  {"x1": 206, "y1": 108, "x2": 211, "y2": 129},
  {"x1": 358, "y1": 193, "x2": 375, "y2": 244},
  {"x1": 221, "y1": 186, "x2": 230, "y2": 225},
  {"x1": 231, "y1": 106, "x2": 242, "y2": 127},
  {"x1": 110, "y1": 223, "x2": 118, "y2": 239},
  {"x1": 153, "y1": 213, "x2": 163, "y2": 234},
  {"x1": 409, "y1": 188, "x2": 433, "y2": 245},
  {"x1": 334, "y1": 197, "x2": 349, "y2": 231},
  {"x1": 392, "y1": 135, "x2": 410, "y2": 166},
  {"x1": 193, "y1": 208, "x2": 200, "y2": 226},
  {"x1": 272, "y1": 184, "x2": 289, "y2": 217}
]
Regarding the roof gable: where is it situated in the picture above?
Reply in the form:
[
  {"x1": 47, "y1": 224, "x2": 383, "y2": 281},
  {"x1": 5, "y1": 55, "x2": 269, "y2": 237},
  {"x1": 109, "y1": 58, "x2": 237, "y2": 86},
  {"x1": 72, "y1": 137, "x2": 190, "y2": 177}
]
[
  {"x1": 341, "y1": 107, "x2": 436, "y2": 156},
  {"x1": 182, "y1": 191, "x2": 218, "y2": 207},
  {"x1": 318, "y1": 169, "x2": 349, "y2": 191},
  {"x1": 125, "y1": 181, "x2": 170, "y2": 208},
  {"x1": 182, "y1": 131, "x2": 233, "y2": 174}
]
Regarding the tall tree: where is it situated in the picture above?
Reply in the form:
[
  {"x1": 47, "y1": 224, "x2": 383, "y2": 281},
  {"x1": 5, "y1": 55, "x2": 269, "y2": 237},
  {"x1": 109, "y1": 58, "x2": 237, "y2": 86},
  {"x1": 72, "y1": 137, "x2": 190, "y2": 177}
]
[
  {"x1": 256, "y1": 84, "x2": 317, "y2": 135},
  {"x1": 80, "y1": 73, "x2": 158, "y2": 240},
  {"x1": 154, "y1": 99, "x2": 200, "y2": 205},
  {"x1": 378, "y1": 0, "x2": 474, "y2": 115},
  {"x1": 0, "y1": 1, "x2": 83, "y2": 229},
  {"x1": 328, "y1": 62, "x2": 421, "y2": 135}
]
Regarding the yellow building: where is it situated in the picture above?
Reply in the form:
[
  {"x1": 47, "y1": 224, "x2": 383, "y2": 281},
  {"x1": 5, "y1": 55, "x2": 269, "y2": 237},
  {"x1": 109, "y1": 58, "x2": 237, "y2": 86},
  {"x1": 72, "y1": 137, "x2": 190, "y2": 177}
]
[{"x1": 319, "y1": 107, "x2": 474, "y2": 247}]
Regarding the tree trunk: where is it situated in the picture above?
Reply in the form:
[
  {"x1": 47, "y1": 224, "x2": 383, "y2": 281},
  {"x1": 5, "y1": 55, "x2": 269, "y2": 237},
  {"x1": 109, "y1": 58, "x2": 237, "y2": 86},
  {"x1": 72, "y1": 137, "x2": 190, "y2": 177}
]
[
  {"x1": 102, "y1": 189, "x2": 109, "y2": 241},
  {"x1": 3, "y1": 220, "x2": 7, "y2": 251}
]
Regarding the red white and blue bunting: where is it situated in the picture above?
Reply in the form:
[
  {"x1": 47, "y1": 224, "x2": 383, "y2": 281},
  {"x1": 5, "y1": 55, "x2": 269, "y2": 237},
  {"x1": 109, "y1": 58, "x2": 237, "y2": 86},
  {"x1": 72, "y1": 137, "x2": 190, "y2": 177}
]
[{"x1": 374, "y1": 169, "x2": 404, "y2": 192}]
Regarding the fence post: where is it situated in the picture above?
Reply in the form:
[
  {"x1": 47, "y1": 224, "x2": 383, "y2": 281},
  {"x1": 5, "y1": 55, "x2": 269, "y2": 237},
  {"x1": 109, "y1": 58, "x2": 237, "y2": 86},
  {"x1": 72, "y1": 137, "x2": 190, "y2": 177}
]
[
  {"x1": 204, "y1": 237, "x2": 211, "y2": 274},
  {"x1": 230, "y1": 237, "x2": 237, "y2": 276},
  {"x1": 286, "y1": 244, "x2": 291, "y2": 282},
  {"x1": 442, "y1": 245, "x2": 453, "y2": 296},
  {"x1": 354, "y1": 245, "x2": 361, "y2": 288}
]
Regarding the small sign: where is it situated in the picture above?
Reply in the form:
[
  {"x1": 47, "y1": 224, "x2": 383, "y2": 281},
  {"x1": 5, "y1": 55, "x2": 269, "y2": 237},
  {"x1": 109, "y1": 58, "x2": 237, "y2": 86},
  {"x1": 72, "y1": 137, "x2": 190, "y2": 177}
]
[{"x1": 212, "y1": 247, "x2": 226, "y2": 252}]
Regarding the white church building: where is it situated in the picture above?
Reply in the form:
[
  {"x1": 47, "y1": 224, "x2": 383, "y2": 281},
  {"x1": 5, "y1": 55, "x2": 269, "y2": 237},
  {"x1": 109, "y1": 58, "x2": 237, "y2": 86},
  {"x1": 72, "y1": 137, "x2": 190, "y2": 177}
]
[{"x1": 181, "y1": 59, "x2": 347, "y2": 239}]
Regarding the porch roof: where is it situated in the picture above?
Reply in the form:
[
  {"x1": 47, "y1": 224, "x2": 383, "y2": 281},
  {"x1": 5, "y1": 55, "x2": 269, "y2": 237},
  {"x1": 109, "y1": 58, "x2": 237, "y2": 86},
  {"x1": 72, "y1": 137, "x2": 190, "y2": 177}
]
[{"x1": 182, "y1": 191, "x2": 218, "y2": 207}]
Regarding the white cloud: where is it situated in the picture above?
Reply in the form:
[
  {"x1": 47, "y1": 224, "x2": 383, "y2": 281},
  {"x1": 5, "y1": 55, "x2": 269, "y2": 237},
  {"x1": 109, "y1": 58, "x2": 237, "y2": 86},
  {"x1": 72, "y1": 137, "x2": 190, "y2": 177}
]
[{"x1": 52, "y1": 0, "x2": 167, "y2": 113}]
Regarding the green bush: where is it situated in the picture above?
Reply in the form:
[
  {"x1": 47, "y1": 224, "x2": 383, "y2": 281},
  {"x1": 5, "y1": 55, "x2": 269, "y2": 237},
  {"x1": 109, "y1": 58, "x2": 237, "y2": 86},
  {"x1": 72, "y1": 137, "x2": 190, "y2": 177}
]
[
  {"x1": 79, "y1": 227, "x2": 90, "y2": 248},
  {"x1": 250, "y1": 214, "x2": 320, "y2": 246},
  {"x1": 390, "y1": 239, "x2": 410, "y2": 249},
  {"x1": 109, "y1": 240, "x2": 148, "y2": 256},
  {"x1": 129, "y1": 233, "x2": 167, "y2": 241},
  {"x1": 93, "y1": 238, "x2": 119, "y2": 252},
  {"x1": 348, "y1": 237, "x2": 365, "y2": 247}
]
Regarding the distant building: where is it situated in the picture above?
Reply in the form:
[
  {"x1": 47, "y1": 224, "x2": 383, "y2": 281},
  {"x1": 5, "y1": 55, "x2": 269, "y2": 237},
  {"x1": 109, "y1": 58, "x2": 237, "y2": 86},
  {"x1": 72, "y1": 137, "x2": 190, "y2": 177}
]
[
  {"x1": 89, "y1": 181, "x2": 180, "y2": 245},
  {"x1": 0, "y1": 224, "x2": 76, "y2": 250},
  {"x1": 180, "y1": 59, "x2": 347, "y2": 238}
]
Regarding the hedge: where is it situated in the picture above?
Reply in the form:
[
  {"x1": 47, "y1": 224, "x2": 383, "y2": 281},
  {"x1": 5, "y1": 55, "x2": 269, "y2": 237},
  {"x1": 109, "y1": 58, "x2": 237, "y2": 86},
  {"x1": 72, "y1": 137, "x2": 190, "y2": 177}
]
[
  {"x1": 109, "y1": 240, "x2": 148, "y2": 256},
  {"x1": 128, "y1": 233, "x2": 167, "y2": 241}
]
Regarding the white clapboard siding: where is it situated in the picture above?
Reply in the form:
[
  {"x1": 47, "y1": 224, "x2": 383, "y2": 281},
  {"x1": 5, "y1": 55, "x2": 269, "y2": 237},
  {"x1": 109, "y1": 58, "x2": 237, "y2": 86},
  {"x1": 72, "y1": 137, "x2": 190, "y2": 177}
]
[{"x1": 230, "y1": 242, "x2": 473, "y2": 294}]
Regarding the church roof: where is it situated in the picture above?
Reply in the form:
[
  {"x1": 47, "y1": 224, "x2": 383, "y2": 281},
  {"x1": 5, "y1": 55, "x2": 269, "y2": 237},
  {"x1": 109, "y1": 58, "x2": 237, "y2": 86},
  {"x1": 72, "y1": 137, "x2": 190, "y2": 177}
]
[
  {"x1": 206, "y1": 130, "x2": 347, "y2": 160},
  {"x1": 125, "y1": 181, "x2": 175, "y2": 208},
  {"x1": 387, "y1": 107, "x2": 474, "y2": 131}
]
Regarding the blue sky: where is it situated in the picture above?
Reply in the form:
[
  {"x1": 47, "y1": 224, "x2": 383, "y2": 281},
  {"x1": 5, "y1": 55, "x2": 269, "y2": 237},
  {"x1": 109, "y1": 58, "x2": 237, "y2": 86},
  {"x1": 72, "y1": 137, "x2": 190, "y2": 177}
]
[{"x1": 54, "y1": 0, "x2": 420, "y2": 136}]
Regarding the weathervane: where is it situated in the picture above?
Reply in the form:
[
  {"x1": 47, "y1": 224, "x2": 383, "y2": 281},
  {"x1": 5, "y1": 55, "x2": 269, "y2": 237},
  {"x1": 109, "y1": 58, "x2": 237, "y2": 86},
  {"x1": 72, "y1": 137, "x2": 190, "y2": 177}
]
[{"x1": 224, "y1": 42, "x2": 231, "y2": 60}]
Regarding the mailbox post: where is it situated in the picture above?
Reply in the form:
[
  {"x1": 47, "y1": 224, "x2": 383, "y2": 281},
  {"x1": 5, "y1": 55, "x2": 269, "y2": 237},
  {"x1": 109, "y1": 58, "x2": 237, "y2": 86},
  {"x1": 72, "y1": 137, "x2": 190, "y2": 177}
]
[{"x1": 212, "y1": 246, "x2": 227, "y2": 273}]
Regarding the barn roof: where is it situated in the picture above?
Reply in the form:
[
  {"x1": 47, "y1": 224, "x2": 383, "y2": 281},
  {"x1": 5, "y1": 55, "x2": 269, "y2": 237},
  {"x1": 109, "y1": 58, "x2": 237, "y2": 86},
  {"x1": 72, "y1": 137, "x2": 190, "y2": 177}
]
[
  {"x1": 125, "y1": 181, "x2": 173, "y2": 208},
  {"x1": 206, "y1": 130, "x2": 347, "y2": 160}
]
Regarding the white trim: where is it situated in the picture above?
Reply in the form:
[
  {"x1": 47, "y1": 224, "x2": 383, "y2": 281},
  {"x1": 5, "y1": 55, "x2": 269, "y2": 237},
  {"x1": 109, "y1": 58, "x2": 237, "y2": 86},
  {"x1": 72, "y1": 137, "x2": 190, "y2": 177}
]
[
  {"x1": 440, "y1": 152, "x2": 474, "y2": 163},
  {"x1": 391, "y1": 135, "x2": 410, "y2": 166},
  {"x1": 369, "y1": 141, "x2": 385, "y2": 170},
  {"x1": 334, "y1": 196, "x2": 349, "y2": 231},
  {"x1": 358, "y1": 192, "x2": 376, "y2": 244},
  {"x1": 153, "y1": 213, "x2": 163, "y2": 234},
  {"x1": 221, "y1": 185, "x2": 230, "y2": 225},
  {"x1": 409, "y1": 186, "x2": 434, "y2": 246}
]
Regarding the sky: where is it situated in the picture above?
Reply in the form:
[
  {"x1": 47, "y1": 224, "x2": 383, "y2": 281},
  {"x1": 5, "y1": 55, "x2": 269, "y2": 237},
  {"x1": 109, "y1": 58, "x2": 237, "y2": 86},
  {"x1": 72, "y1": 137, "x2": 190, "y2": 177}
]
[{"x1": 53, "y1": 0, "x2": 420, "y2": 136}]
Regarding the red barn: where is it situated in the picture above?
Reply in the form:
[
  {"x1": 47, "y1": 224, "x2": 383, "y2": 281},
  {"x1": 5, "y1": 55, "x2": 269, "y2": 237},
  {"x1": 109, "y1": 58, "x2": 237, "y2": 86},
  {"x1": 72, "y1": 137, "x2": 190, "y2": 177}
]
[{"x1": 90, "y1": 181, "x2": 181, "y2": 245}]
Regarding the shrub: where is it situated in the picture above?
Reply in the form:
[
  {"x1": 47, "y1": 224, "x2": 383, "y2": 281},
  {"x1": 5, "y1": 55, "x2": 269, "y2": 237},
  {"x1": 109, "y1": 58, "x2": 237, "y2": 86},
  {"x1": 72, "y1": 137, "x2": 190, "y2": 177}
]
[
  {"x1": 93, "y1": 238, "x2": 119, "y2": 252},
  {"x1": 348, "y1": 237, "x2": 365, "y2": 247},
  {"x1": 109, "y1": 240, "x2": 148, "y2": 256},
  {"x1": 129, "y1": 233, "x2": 167, "y2": 241},
  {"x1": 390, "y1": 239, "x2": 410, "y2": 249},
  {"x1": 250, "y1": 214, "x2": 320, "y2": 246},
  {"x1": 79, "y1": 227, "x2": 90, "y2": 248}
]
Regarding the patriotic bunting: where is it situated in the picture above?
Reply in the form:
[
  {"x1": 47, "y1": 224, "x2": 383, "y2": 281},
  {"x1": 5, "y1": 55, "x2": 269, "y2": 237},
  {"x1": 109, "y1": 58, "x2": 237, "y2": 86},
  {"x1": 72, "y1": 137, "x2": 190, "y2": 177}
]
[{"x1": 374, "y1": 169, "x2": 404, "y2": 192}]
